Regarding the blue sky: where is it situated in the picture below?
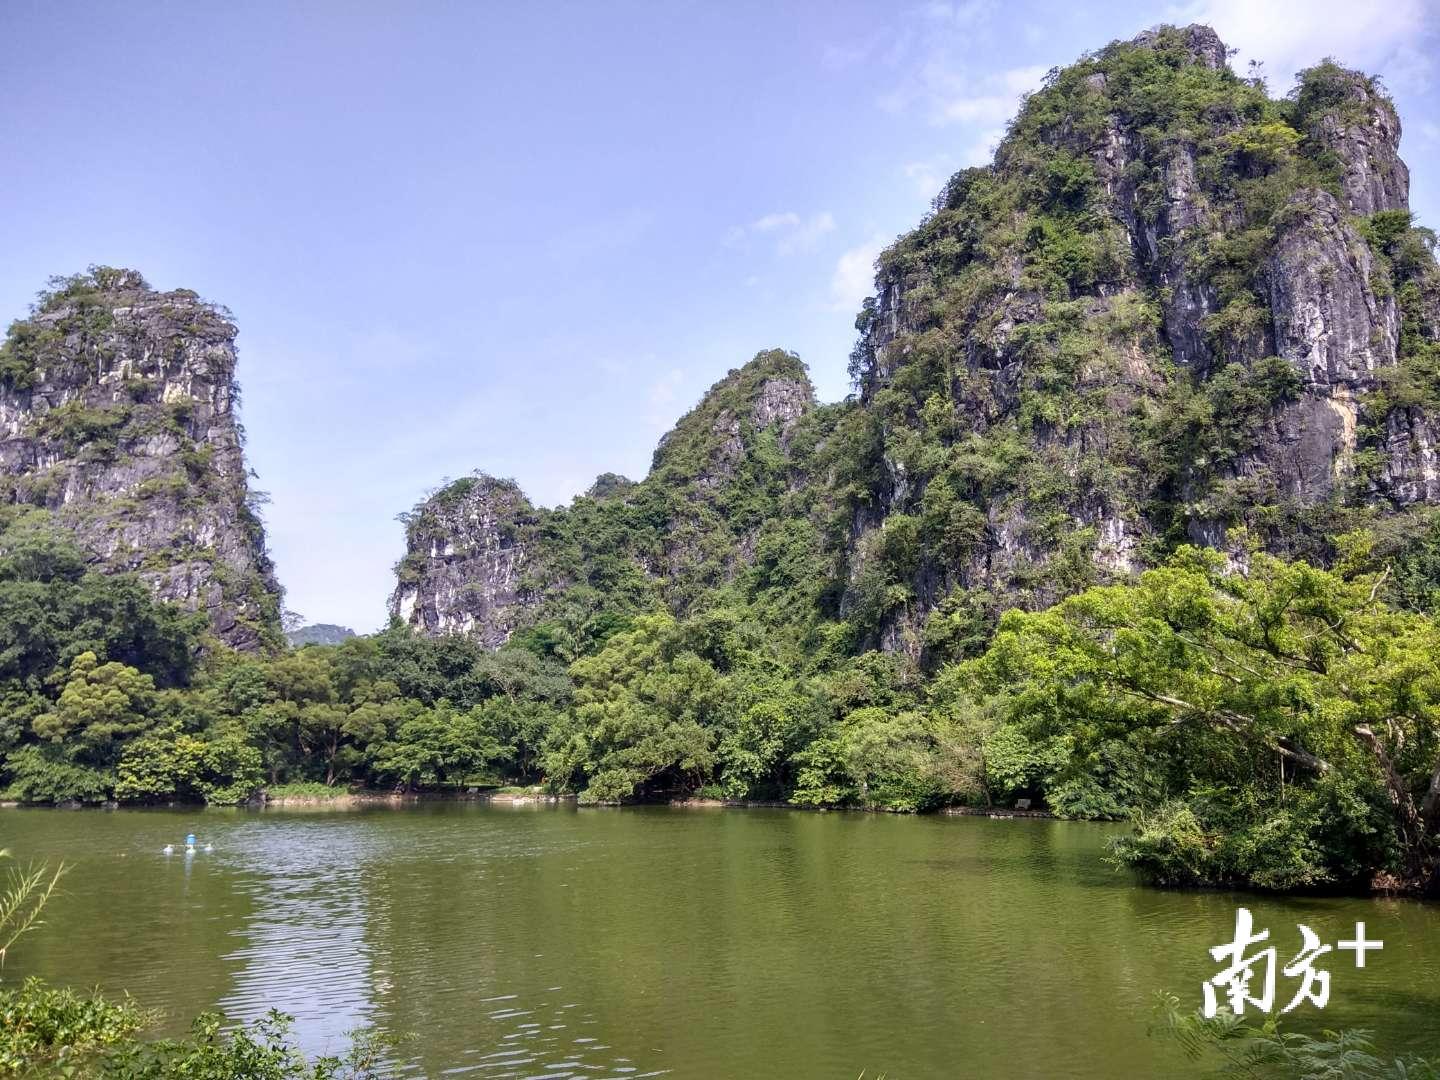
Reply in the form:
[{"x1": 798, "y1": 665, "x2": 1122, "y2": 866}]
[{"x1": 3, "y1": 0, "x2": 1438, "y2": 632}]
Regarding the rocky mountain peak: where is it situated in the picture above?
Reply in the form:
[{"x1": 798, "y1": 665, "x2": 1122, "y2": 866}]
[
  {"x1": 651, "y1": 349, "x2": 815, "y2": 484},
  {"x1": 1292, "y1": 61, "x2": 1408, "y2": 216},
  {"x1": 391, "y1": 350, "x2": 823, "y2": 649},
  {"x1": 389, "y1": 474, "x2": 536, "y2": 647},
  {"x1": 838, "y1": 25, "x2": 1440, "y2": 657},
  {"x1": 586, "y1": 472, "x2": 636, "y2": 499},
  {"x1": 1129, "y1": 23, "x2": 1228, "y2": 70},
  {"x1": 0, "y1": 267, "x2": 281, "y2": 650}
]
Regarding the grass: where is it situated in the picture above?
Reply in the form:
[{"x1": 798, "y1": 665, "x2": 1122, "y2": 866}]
[{"x1": 0, "y1": 850, "x2": 66, "y2": 964}]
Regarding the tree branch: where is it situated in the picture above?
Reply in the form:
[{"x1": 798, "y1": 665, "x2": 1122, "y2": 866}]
[
  {"x1": 1119, "y1": 686, "x2": 1331, "y2": 773},
  {"x1": 1353, "y1": 723, "x2": 1422, "y2": 836}
]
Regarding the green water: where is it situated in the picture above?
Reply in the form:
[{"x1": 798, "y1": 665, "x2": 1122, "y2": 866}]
[{"x1": 2, "y1": 804, "x2": 1437, "y2": 1078}]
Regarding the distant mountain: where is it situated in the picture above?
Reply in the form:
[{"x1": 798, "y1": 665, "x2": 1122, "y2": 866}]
[{"x1": 285, "y1": 623, "x2": 357, "y2": 647}]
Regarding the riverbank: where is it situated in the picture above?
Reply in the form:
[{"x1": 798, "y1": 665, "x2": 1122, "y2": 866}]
[
  {"x1": 1, "y1": 789, "x2": 1042, "y2": 815},
  {"x1": 667, "y1": 796, "x2": 1055, "y2": 818},
  {"x1": 260, "y1": 787, "x2": 576, "y2": 808}
]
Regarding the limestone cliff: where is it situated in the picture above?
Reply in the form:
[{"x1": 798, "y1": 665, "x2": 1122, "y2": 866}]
[
  {"x1": 841, "y1": 26, "x2": 1440, "y2": 655},
  {"x1": 389, "y1": 350, "x2": 816, "y2": 648},
  {"x1": 390, "y1": 475, "x2": 538, "y2": 647},
  {"x1": 0, "y1": 268, "x2": 282, "y2": 649}
]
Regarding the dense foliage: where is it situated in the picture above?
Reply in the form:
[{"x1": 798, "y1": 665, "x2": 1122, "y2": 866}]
[
  {"x1": 963, "y1": 543, "x2": 1440, "y2": 892},
  {"x1": 0, "y1": 509, "x2": 577, "y2": 804},
  {"x1": 7, "y1": 500, "x2": 1439, "y2": 892}
]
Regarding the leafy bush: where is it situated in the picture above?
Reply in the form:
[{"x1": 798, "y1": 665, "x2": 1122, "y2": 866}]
[
  {"x1": 0, "y1": 981, "x2": 394, "y2": 1079},
  {"x1": 1154, "y1": 992, "x2": 1438, "y2": 1079},
  {"x1": 0, "y1": 980, "x2": 151, "y2": 1076},
  {"x1": 2, "y1": 745, "x2": 112, "y2": 804}
]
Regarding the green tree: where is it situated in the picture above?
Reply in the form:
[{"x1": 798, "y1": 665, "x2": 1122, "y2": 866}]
[
  {"x1": 963, "y1": 547, "x2": 1440, "y2": 892},
  {"x1": 370, "y1": 702, "x2": 502, "y2": 791},
  {"x1": 567, "y1": 614, "x2": 720, "y2": 801},
  {"x1": 34, "y1": 652, "x2": 158, "y2": 767},
  {"x1": 115, "y1": 727, "x2": 263, "y2": 805}
]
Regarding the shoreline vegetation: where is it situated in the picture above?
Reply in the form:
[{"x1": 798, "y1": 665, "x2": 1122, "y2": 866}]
[
  {"x1": 5, "y1": 534, "x2": 1438, "y2": 897},
  {"x1": 2, "y1": 530, "x2": 1438, "y2": 896},
  {"x1": 1, "y1": 785, "x2": 1055, "y2": 815},
  {"x1": 259, "y1": 785, "x2": 575, "y2": 808}
]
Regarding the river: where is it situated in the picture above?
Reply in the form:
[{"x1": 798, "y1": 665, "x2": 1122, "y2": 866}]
[{"x1": 2, "y1": 803, "x2": 1437, "y2": 1078}]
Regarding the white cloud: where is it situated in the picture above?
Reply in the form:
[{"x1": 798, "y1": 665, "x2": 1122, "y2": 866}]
[
  {"x1": 1169, "y1": 0, "x2": 1432, "y2": 92},
  {"x1": 780, "y1": 212, "x2": 837, "y2": 255},
  {"x1": 936, "y1": 64, "x2": 1049, "y2": 128},
  {"x1": 750, "y1": 211, "x2": 802, "y2": 233},
  {"x1": 936, "y1": 93, "x2": 1012, "y2": 125},
  {"x1": 830, "y1": 237, "x2": 886, "y2": 312},
  {"x1": 916, "y1": 1, "x2": 993, "y2": 27},
  {"x1": 724, "y1": 210, "x2": 837, "y2": 255}
]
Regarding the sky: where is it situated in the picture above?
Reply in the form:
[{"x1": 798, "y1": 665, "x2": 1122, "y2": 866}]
[{"x1": 2, "y1": 0, "x2": 1438, "y2": 633}]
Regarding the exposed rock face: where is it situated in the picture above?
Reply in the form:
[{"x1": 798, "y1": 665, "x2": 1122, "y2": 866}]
[
  {"x1": 389, "y1": 476, "x2": 537, "y2": 648},
  {"x1": 1268, "y1": 190, "x2": 1396, "y2": 387},
  {"x1": 652, "y1": 360, "x2": 811, "y2": 484},
  {"x1": 1132, "y1": 23, "x2": 1227, "y2": 70},
  {"x1": 1293, "y1": 64, "x2": 1409, "y2": 216},
  {"x1": 0, "y1": 268, "x2": 282, "y2": 649},
  {"x1": 390, "y1": 351, "x2": 816, "y2": 645},
  {"x1": 842, "y1": 25, "x2": 1440, "y2": 656},
  {"x1": 1383, "y1": 410, "x2": 1440, "y2": 504},
  {"x1": 1244, "y1": 189, "x2": 1396, "y2": 499},
  {"x1": 752, "y1": 376, "x2": 812, "y2": 433}
]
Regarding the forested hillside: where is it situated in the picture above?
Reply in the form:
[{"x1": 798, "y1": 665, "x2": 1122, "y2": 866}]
[{"x1": 5, "y1": 24, "x2": 1440, "y2": 896}]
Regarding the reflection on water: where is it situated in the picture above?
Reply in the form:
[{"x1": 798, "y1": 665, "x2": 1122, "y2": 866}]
[
  {"x1": 221, "y1": 821, "x2": 379, "y2": 1056},
  {"x1": 3, "y1": 804, "x2": 1438, "y2": 1079}
]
